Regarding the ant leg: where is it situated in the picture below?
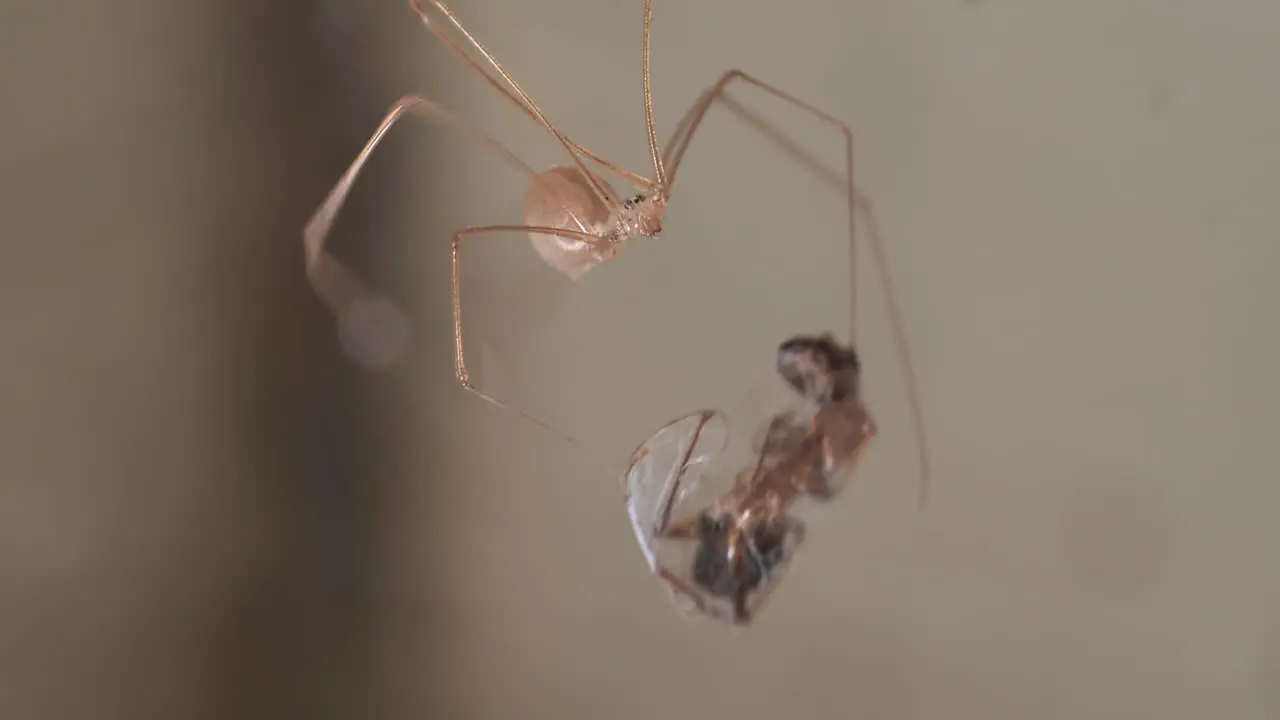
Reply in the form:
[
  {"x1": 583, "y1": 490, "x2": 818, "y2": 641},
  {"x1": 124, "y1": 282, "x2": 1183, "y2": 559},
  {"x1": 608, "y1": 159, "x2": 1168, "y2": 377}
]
[
  {"x1": 662, "y1": 70, "x2": 933, "y2": 510},
  {"x1": 303, "y1": 94, "x2": 538, "y2": 367},
  {"x1": 732, "y1": 588, "x2": 752, "y2": 625},
  {"x1": 657, "y1": 568, "x2": 729, "y2": 623},
  {"x1": 450, "y1": 225, "x2": 612, "y2": 447}
]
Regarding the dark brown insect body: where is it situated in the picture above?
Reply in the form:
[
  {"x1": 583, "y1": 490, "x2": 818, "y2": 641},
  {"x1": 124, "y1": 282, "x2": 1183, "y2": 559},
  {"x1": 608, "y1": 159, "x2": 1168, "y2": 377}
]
[{"x1": 625, "y1": 333, "x2": 877, "y2": 626}]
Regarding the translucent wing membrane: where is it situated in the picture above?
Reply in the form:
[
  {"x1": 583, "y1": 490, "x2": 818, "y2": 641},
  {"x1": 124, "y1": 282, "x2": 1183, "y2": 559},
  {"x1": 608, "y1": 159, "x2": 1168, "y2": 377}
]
[
  {"x1": 623, "y1": 409, "x2": 731, "y2": 575},
  {"x1": 623, "y1": 408, "x2": 804, "y2": 625}
]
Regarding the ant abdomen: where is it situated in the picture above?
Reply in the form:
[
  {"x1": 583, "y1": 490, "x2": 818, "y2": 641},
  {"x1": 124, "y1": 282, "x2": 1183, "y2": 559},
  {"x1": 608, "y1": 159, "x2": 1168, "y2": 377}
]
[{"x1": 690, "y1": 511, "x2": 803, "y2": 622}]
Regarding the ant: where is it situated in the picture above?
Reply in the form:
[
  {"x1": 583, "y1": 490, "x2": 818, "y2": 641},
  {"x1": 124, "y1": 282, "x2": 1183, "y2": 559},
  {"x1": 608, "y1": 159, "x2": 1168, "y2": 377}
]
[{"x1": 624, "y1": 332, "x2": 877, "y2": 626}]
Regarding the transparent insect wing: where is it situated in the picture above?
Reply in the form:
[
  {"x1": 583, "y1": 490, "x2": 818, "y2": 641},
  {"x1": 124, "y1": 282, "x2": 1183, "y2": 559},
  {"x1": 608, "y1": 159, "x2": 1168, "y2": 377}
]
[
  {"x1": 623, "y1": 404, "x2": 813, "y2": 627},
  {"x1": 623, "y1": 411, "x2": 731, "y2": 574}
]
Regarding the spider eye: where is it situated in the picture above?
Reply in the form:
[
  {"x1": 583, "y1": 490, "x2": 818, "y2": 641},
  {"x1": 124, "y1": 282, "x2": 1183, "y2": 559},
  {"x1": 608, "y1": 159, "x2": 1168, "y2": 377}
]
[{"x1": 624, "y1": 193, "x2": 646, "y2": 209}]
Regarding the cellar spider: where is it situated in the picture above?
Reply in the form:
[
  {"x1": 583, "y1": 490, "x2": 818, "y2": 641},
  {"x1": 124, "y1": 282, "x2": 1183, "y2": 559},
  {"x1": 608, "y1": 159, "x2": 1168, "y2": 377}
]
[
  {"x1": 623, "y1": 333, "x2": 877, "y2": 626},
  {"x1": 303, "y1": 0, "x2": 862, "y2": 445}
]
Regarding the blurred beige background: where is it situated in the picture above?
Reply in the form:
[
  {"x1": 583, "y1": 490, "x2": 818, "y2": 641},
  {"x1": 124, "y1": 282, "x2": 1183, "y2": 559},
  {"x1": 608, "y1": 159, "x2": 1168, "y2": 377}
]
[{"x1": 3, "y1": 0, "x2": 1278, "y2": 718}]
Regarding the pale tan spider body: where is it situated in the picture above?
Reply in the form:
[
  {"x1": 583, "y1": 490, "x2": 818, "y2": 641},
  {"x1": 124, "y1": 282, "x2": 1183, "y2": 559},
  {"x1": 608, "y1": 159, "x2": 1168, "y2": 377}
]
[{"x1": 522, "y1": 166, "x2": 667, "y2": 280}]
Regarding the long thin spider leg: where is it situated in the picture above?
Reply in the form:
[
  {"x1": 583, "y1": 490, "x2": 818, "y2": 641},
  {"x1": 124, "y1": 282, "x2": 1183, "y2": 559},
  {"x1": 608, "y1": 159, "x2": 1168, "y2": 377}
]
[
  {"x1": 640, "y1": 0, "x2": 665, "y2": 187},
  {"x1": 660, "y1": 84, "x2": 713, "y2": 174},
  {"x1": 411, "y1": 0, "x2": 623, "y2": 212},
  {"x1": 854, "y1": 198, "x2": 933, "y2": 510},
  {"x1": 715, "y1": 96, "x2": 932, "y2": 509},
  {"x1": 451, "y1": 225, "x2": 612, "y2": 448},
  {"x1": 303, "y1": 94, "x2": 536, "y2": 319},
  {"x1": 450, "y1": 43, "x2": 654, "y2": 193},
  {"x1": 662, "y1": 70, "x2": 851, "y2": 233},
  {"x1": 660, "y1": 70, "x2": 933, "y2": 510},
  {"x1": 406, "y1": 7, "x2": 656, "y2": 195},
  {"x1": 662, "y1": 73, "x2": 854, "y2": 316}
]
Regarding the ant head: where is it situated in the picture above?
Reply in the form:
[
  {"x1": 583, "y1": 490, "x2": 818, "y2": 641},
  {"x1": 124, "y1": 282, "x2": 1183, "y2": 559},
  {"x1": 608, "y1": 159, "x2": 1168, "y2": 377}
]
[{"x1": 776, "y1": 333, "x2": 861, "y2": 404}]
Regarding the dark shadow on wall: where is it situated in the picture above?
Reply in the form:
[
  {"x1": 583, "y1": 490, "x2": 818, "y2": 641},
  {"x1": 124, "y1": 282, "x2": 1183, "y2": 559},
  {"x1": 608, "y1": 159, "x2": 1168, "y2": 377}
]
[
  {"x1": 0, "y1": 0, "x2": 445, "y2": 718},
  {"x1": 207, "y1": 2, "x2": 436, "y2": 719}
]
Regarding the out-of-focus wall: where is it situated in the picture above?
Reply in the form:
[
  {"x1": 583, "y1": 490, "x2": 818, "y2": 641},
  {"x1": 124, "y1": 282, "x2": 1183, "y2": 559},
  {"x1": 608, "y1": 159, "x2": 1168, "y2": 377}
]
[
  {"x1": 407, "y1": 1, "x2": 1280, "y2": 718},
  {"x1": 4, "y1": 1, "x2": 1280, "y2": 718},
  {"x1": 1, "y1": 1, "x2": 442, "y2": 717}
]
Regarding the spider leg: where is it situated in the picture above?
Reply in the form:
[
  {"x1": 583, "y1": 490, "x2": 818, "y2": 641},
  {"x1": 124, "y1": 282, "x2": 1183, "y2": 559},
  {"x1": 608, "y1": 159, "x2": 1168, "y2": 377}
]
[
  {"x1": 449, "y1": 225, "x2": 612, "y2": 447},
  {"x1": 661, "y1": 69, "x2": 934, "y2": 509}
]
